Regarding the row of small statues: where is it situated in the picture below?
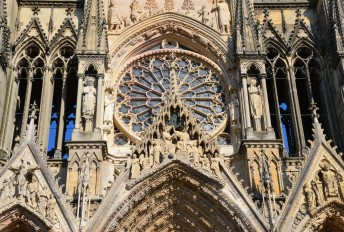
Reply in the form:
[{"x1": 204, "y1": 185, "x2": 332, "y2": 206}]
[
  {"x1": 0, "y1": 175, "x2": 57, "y2": 222},
  {"x1": 109, "y1": 0, "x2": 231, "y2": 34},
  {"x1": 130, "y1": 151, "x2": 222, "y2": 179}
]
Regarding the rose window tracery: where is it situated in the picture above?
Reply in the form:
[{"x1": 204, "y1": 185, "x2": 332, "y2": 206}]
[{"x1": 115, "y1": 54, "x2": 227, "y2": 140}]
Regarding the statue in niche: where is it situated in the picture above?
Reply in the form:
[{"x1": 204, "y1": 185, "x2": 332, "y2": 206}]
[
  {"x1": 27, "y1": 177, "x2": 39, "y2": 208},
  {"x1": 248, "y1": 77, "x2": 264, "y2": 131},
  {"x1": 311, "y1": 178, "x2": 324, "y2": 205},
  {"x1": 82, "y1": 76, "x2": 97, "y2": 132},
  {"x1": 130, "y1": 0, "x2": 141, "y2": 23},
  {"x1": 131, "y1": 154, "x2": 141, "y2": 179},
  {"x1": 211, "y1": 152, "x2": 222, "y2": 179},
  {"x1": 229, "y1": 92, "x2": 241, "y2": 128},
  {"x1": 198, "y1": 6, "x2": 209, "y2": 24},
  {"x1": 320, "y1": 161, "x2": 339, "y2": 197},
  {"x1": 162, "y1": 127, "x2": 176, "y2": 156},
  {"x1": 304, "y1": 183, "x2": 316, "y2": 212},
  {"x1": 189, "y1": 144, "x2": 201, "y2": 167},
  {"x1": 153, "y1": 140, "x2": 162, "y2": 165},
  {"x1": 108, "y1": 0, "x2": 122, "y2": 31},
  {"x1": 201, "y1": 155, "x2": 211, "y2": 171},
  {"x1": 211, "y1": 0, "x2": 231, "y2": 34},
  {"x1": 104, "y1": 91, "x2": 114, "y2": 125}
]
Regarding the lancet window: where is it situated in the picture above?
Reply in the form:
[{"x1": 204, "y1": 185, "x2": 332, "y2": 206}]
[
  {"x1": 293, "y1": 46, "x2": 331, "y2": 142},
  {"x1": 47, "y1": 46, "x2": 77, "y2": 158},
  {"x1": 266, "y1": 47, "x2": 296, "y2": 154},
  {"x1": 13, "y1": 44, "x2": 45, "y2": 147}
]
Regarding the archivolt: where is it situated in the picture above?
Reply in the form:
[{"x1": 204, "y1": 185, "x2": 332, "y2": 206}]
[
  {"x1": 103, "y1": 161, "x2": 254, "y2": 231},
  {"x1": 109, "y1": 12, "x2": 230, "y2": 76},
  {"x1": 0, "y1": 204, "x2": 51, "y2": 231}
]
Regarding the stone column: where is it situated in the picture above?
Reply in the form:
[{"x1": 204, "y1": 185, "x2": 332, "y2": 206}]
[
  {"x1": 38, "y1": 66, "x2": 53, "y2": 150},
  {"x1": 242, "y1": 73, "x2": 252, "y2": 128},
  {"x1": 55, "y1": 70, "x2": 68, "y2": 159},
  {"x1": 260, "y1": 73, "x2": 272, "y2": 129},
  {"x1": 74, "y1": 74, "x2": 84, "y2": 130},
  {"x1": 96, "y1": 74, "x2": 104, "y2": 129},
  {"x1": 20, "y1": 69, "x2": 33, "y2": 143}
]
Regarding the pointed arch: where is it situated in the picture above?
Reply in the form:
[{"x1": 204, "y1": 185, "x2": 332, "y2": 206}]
[
  {"x1": 300, "y1": 201, "x2": 344, "y2": 231},
  {"x1": 0, "y1": 204, "x2": 51, "y2": 231},
  {"x1": 100, "y1": 161, "x2": 255, "y2": 231}
]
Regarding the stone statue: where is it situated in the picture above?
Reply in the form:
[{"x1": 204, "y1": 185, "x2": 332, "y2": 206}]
[
  {"x1": 163, "y1": 130, "x2": 176, "y2": 156},
  {"x1": 104, "y1": 92, "x2": 114, "y2": 125},
  {"x1": 153, "y1": 140, "x2": 162, "y2": 165},
  {"x1": 320, "y1": 161, "x2": 339, "y2": 197},
  {"x1": 229, "y1": 92, "x2": 240, "y2": 128},
  {"x1": 38, "y1": 186, "x2": 49, "y2": 217},
  {"x1": 197, "y1": 5, "x2": 209, "y2": 24},
  {"x1": 211, "y1": 153, "x2": 222, "y2": 179},
  {"x1": 304, "y1": 183, "x2": 316, "y2": 212},
  {"x1": 211, "y1": 0, "x2": 231, "y2": 34},
  {"x1": 248, "y1": 77, "x2": 263, "y2": 131},
  {"x1": 189, "y1": 144, "x2": 201, "y2": 167},
  {"x1": 47, "y1": 194, "x2": 57, "y2": 222},
  {"x1": 27, "y1": 178, "x2": 39, "y2": 208},
  {"x1": 0, "y1": 178, "x2": 13, "y2": 206},
  {"x1": 108, "y1": 0, "x2": 122, "y2": 31},
  {"x1": 131, "y1": 154, "x2": 141, "y2": 179},
  {"x1": 82, "y1": 76, "x2": 97, "y2": 132},
  {"x1": 130, "y1": 0, "x2": 141, "y2": 23},
  {"x1": 201, "y1": 156, "x2": 211, "y2": 171}
]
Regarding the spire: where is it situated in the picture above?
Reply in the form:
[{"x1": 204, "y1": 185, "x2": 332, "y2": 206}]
[{"x1": 76, "y1": 0, "x2": 107, "y2": 54}]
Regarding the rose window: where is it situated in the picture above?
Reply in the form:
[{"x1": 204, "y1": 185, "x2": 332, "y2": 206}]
[{"x1": 115, "y1": 54, "x2": 227, "y2": 139}]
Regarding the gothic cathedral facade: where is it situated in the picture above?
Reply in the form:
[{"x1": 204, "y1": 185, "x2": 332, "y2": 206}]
[{"x1": 0, "y1": 0, "x2": 344, "y2": 231}]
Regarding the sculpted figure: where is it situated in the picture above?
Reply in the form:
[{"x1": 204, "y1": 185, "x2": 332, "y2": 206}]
[
  {"x1": 27, "y1": 178, "x2": 39, "y2": 207},
  {"x1": 1, "y1": 178, "x2": 12, "y2": 206},
  {"x1": 153, "y1": 140, "x2": 162, "y2": 165},
  {"x1": 189, "y1": 145, "x2": 201, "y2": 167},
  {"x1": 108, "y1": 0, "x2": 122, "y2": 31},
  {"x1": 304, "y1": 183, "x2": 316, "y2": 212},
  {"x1": 248, "y1": 77, "x2": 263, "y2": 131},
  {"x1": 38, "y1": 186, "x2": 49, "y2": 217},
  {"x1": 229, "y1": 92, "x2": 241, "y2": 127},
  {"x1": 320, "y1": 162, "x2": 339, "y2": 197},
  {"x1": 163, "y1": 130, "x2": 176, "y2": 156},
  {"x1": 47, "y1": 194, "x2": 57, "y2": 222},
  {"x1": 201, "y1": 156, "x2": 211, "y2": 171},
  {"x1": 82, "y1": 77, "x2": 97, "y2": 131},
  {"x1": 211, "y1": 0, "x2": 231, "y2": 33},
  {"x1": 104, "y1": 92, "x2": 114, "y2": 125},
  {"x1": 130, "y1": 0, "x2": 141, "y2": 23},
  {"x1": 211, "y1": 153, "x2": 222, "y2": 179},
  {"x1": 131, "y1": 154, "x2": 141, "y2": 179},
  {"x1": 198, "y1": 5, "x2": 209, "y2": 24}
]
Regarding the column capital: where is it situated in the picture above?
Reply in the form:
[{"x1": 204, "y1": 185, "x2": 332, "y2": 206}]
[
  {"x1": 241, "y1": 73, "x2": 248, "y2": 79},
  {"x1": 259, "y1": 73, "x2": 267, "y2": 79},
  {"x1": 97, "y1": 73, "x2": 105, "y2": 79},
  {"x1": 77, "y1": 73, "x2": 85, "y2": 79}
]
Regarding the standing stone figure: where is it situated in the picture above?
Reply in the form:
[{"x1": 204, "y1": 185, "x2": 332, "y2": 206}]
[
  {"x1": 211, "y1": 153, "x2": 222, "y2": 179},
  {"x1": 47, "y1": 194, "x2": 57, "y2": 222},
  {"x1": 304, "y1": 183, "x2": 316, "y2": 212},
  {"x1": 27, "y1": 178, "x2": 39, "y2": 208},
  {"x1": 130, "y1": 0, "x2": 141, "y2": 23},
  {"x1": 103, "y1": 92, "x2": 114, "y2": 125},
  {"x1": 131, "y1": 154, "x2": 141, "y2": 179},
  {"x1": 153, "y1": 140, "x2": 162, "y2": 165},
  {"x1": 108, "y1": 0, "x2": 122, "y2": 31},
  {"x1": 211, "y1": 0, "x2": 231, "y2": 34},
  {"x1": 38, "y1": 186, "x2": 49, "y2": 217},
  {"x1": 320, "y1": 161, "x2": 339, "y2": 197},
  {"x1": 248, "y1": 77, "x2": 263, "y2": 131},
  {"x1": 198, "y1": 6, "x2": 209, "y2": 24},
  {"x1": 82, "y1": 77, "x2": 97, "y2": 132}
]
